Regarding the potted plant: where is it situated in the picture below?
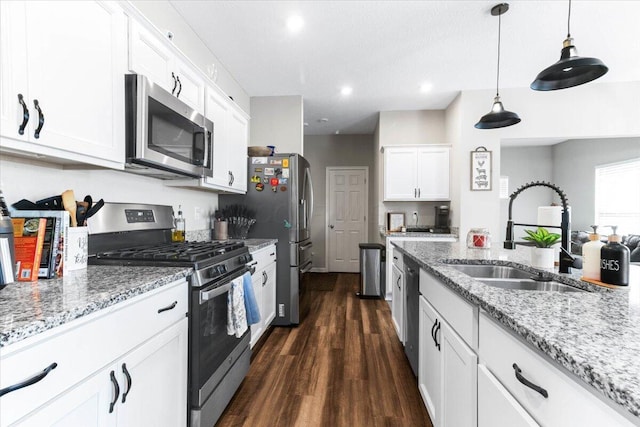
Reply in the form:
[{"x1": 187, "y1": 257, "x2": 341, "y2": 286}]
[{"x1": 523, "y1": 227, "x2": 561, "y2": 269}]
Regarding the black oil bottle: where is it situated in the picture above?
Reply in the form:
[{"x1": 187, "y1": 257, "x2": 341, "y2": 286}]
[{"x1": 600, "y1": 226, "x2": 630, "y2": 286}]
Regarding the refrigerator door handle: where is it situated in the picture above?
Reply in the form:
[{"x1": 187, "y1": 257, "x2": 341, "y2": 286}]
[
  {"x1": 304, "y1": 167, "x2": 314, "y2": 229},
  {"x1": 300, "y1": 242, "x2": 313, "y2": 251},
  {"x1": 300, "y1": 260, "x2": 313, "y2": 274}
]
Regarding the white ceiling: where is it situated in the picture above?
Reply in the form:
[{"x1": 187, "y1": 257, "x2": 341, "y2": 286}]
[{"x1": 169, "y1": 0, "x2": 640, "y2": 135}]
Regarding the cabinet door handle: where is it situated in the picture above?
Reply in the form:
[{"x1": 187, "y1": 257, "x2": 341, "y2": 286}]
[
  {"x1": 434, "y1": 321, "x2": 441, "y2": 351},
  {"x1": 512, "y1": 363, "x2": 548, "y2": 398},
  {"x1": 157, "y1": 301, "x2": 177, "y2": 314},
  {"x1": 418, "y1": 188, "x2": 421, "y2": 198},
  {"x1": 171, "y1": 72, "x2": 177, "y2": 95},
  {"x1": 229, "y1": 171, "x2": 234, "y2": 186},
  {"x1": 33, "y1": 99, "x2": 44, "y2": 139},
  {"x1": 396, "y1": 275, "x2": 401, "y2": 289},
  {"x1": 0, "y1": 362, "x2": 57, "y2": 397},
  {"x1": 109, "y1": 370, "x2": 120, "y2": 413},
  {"x1": 262, "y1": 270, "x2": 268, "y2": 285},
  {"x1": 430, "y1": 319, "x2": 438, "y2": 346},
  {"x1": 176, "y1": 75, "x2": 182, "y2": 97},
  {"x1": 17, "y1": 94, "x2": 29, "y2": 135},
  {"x1": 121, "y1": 363, "x2": 132, "y2": 403}
]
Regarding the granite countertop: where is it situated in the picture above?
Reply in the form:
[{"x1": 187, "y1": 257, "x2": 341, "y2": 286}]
[
  {"x1": 238, "y1": 239, "x2": 278, "y2": 252},
  {"x1": 393, "y1": 240, "x2": 640, "y2": 419},
  {"x1": 0, "y1": 266, "x2": 191, "y2": 348}
]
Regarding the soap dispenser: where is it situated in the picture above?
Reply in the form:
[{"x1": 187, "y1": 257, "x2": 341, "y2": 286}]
[
  {"x1": 600, "y1": 226, "x2": 630, "y2": 286},
  {"x1": 582, "y1": 225, "x2": 605, "y2": 281}
]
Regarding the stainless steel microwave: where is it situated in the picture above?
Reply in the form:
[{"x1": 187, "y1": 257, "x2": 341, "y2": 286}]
[{"x1": 125, "y1": 74, "x2": 212, "y2": 179}]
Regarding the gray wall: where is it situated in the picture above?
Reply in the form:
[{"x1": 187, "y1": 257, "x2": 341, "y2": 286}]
[
  {"x1": 500, "y1": 146, "x2": 554, "y2": 241},
  {"x1": 305, "y1": 134, "x2": 375, "y2": 270},
  {"x1": 250, "y1": 96, "x2": 304, "y2": 155},
  {"x1": 553, "y1": 137, "x2": 640, "y2": 232}
]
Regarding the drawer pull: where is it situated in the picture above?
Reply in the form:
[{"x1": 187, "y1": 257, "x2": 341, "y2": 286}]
[
  {"x1": 0, "y1": 362, "x2": 57, "y2": 397},
  {"x1": 109, "y1": 370, "x2": 120, "y2": 413},
  {"x1": 171, "y1": 72, "x2": 177, "y2": 95},
  {"x1": 157, "y1": 301, "x2": 178, "y2": 314},
  {"x1": 121, "y1": 363, "x2": 132, "y2": 403},
  {"x1": 513, "y1": 363, "x2": 548, "y2": 398}
]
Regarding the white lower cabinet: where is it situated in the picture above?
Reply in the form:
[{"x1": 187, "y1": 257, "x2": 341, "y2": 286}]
[
  {"x1": 17, "y1": 319, "x2": 187, "y2": 427},
  {"x1": 479, "y1": 312, "x2": 637, "y2": 427},
  {"x1": 418, "y1": 295, "x2": 477, "y2": 427},
  {"x1": 0, "y1": 280, "x2": 188, "y2": 427},
  {"x1": 478, "y1": 364, "x2": 539, "y2": 427},
  {"x1": 249, "y1": 244, "x2": 277, "y2": 347},
  {"x1": 391, "y1": 257, "x2": 404, "y2": 343}
]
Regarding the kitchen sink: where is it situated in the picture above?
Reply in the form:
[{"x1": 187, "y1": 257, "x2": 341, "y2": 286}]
[
  {"x1": 479, "y1": 278, "x2": 586, "y2": 293},
  {"x1": 447, "y1": 264, "x2": 534, "y2": 279}
]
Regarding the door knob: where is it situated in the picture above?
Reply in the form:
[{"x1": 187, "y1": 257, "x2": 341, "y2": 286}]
[{"x1": 329, "y1": 225, "x2": 334, "y2": 229}]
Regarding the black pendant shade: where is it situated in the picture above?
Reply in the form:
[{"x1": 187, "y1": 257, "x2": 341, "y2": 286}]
[
  {"x1": 475, "y1": 96, "x2": 521, "y2": 129},
  {"x1": 475, "y1": 3, "x2": 521, "y2": 130},
  {"x1": 530, "y1": 38, "x2": 608, "y2": 90}
]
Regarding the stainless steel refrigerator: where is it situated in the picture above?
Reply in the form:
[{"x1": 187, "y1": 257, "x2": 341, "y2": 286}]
[{"x1": 219, "y1": 153, "x2": 313, "y2": 325}]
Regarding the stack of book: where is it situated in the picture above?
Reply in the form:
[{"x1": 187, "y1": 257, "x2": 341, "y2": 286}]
[{"x1": 11, "y1": 211, "x2": 70, "y2": 281}]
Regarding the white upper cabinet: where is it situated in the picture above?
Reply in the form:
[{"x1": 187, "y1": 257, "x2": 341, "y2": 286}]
[
  {"x1": 128, "y1": 20, "x2": 205, "y2": 113},
  {"x1": 200, "y1": 84, "x2": 248, "y2": 194},
  {"x1": 0, "y1": 1, "x2": 127, "y2": 168},
  {"x1": 384, "y1": 145, "x2": 450, "y2": 201}
]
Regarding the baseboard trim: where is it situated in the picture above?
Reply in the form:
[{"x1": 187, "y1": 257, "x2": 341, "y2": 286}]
[{"x1": 310, "y1": 267, "x2": 328, "y2": 273}]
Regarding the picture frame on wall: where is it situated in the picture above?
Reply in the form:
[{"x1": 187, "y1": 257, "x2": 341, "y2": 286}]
[
  {"x1": 386, "y1": 212, "x2": 405, "y2": 232},
  {"x1": 470, "y1": 146, "x2": 492, "y2": 191}
]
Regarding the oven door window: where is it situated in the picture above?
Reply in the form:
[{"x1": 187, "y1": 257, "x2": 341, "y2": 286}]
[
  {"x1": 147, "y1": 97, "x2": 210, "y2": 168},
  {"x1": 192, "y1": 282, "x2": 244, "y2": 392}
]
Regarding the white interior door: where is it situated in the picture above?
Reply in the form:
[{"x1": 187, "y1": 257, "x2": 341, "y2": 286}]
[{"x1": 327, "y1": 167, "x2": 368, "y2": 273}]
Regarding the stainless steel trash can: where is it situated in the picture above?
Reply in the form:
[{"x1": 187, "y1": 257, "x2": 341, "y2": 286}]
[{"x1": 358, "y1": 243, "x2": 385, "y2": 298}]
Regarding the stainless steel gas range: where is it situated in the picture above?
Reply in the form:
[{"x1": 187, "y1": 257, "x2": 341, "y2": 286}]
[{"x1": 88, "y1": 203, "x2": 253, "y2": 427}]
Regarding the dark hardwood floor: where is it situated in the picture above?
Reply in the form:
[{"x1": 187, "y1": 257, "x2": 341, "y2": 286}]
[{"x1": 216, "y1": 273, "x2": 433, "y2": 427}]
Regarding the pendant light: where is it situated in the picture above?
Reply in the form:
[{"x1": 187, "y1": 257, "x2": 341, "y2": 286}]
[
  {"x1": 475, "y1": 3, "x2": 521, "y2": 130},
  {"x1": 531, "y1": 0, "x2": 608, "y2": 90}
]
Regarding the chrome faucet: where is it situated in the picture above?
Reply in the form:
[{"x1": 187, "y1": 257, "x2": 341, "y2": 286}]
[{"x1": 504, "y1": 181, "x2": 575, "y2": 273}]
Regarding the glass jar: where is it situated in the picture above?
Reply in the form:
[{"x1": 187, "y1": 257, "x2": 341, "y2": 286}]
[{"x1": 467, "y1": 228, "x2": 491, "y2": 249}]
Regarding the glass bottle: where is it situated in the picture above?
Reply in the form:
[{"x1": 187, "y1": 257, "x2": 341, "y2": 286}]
[{"x1": 172, "y1": 206, "x2": 186, "y2": 242}]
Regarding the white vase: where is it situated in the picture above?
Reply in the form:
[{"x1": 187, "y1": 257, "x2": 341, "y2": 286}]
[{"x1": 531, "y1": 247, "x2": 555, "y2": 269}]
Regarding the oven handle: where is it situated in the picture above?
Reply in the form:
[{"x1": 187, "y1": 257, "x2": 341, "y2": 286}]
[
  {"x1": 201, "y1": 282, "x2": 232, "y2": 301},
  {"x1": 200, "y1": 267, "x2": 250, "y2": 302}
]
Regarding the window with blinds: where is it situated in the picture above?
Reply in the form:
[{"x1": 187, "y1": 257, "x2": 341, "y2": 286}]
[{"x1": 595, "y1": 158, "x2": 640, "y2": 235}]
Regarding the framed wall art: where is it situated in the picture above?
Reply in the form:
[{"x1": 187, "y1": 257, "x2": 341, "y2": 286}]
[
  {"x1": 470, "y1": 146, "x2": 492, "y2": 191},
  {"x1": 386, "y1": 212, "x2": 405, "y2": 232}
]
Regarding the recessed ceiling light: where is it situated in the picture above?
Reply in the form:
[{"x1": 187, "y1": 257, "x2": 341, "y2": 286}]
[
  {"x1": 335, "y1": 130, "x2": 340, "y2": 135},
  {"x1": 287, "y1": 15, "x2": 304, "y2": 33},
  {"x1": 303, "y1": 122, "x2": 309, "y2": 127},
  {"x1": 318, "y1": 118, "x2": 329, "y2": 123},
  {"x1": 420, "y1": 82, "x2": 433, "y2": 93},
  {"x1": 341, "y1": 86, "x2": 353, "y2": 96}
]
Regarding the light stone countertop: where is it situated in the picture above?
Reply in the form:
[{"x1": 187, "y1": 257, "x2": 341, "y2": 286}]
[
  {"x1": 393, "y1": 240, "x2": 640, "y2": 420},
  {"x1": 0, "y1": 266, "x2": 191, "y2": 348}
]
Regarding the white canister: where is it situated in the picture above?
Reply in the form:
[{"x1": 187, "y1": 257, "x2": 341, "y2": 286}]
[{"x1": 582, "y1": 227, "x2": 605, "y2": 281}]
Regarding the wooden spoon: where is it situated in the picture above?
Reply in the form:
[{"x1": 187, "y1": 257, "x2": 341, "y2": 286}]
[{"x1": 61, "y1": 189, "x2": 77, "y2": 227}]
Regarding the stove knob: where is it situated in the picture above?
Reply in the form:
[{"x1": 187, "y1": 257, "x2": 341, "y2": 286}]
[{"x1": 219, "y1": 265, "x2": 227, "y2": 274}]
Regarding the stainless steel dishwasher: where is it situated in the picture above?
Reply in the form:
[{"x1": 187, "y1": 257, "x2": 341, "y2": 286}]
[{"x1": 404, "y1": 256, "x2": 419, "y2": 377}]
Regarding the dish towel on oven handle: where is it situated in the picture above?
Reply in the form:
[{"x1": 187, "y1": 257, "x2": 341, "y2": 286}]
[
  {"x1": 227, "y1": 275, "x2": 248, "y2": 337},
  {"x1": 242, "y1": 271, "x2": 261, "y2": 325}
]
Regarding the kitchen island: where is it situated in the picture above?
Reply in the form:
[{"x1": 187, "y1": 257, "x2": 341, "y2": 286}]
[{"x1": 394, "y1": 240, "x2": 640, "y2": 425}]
